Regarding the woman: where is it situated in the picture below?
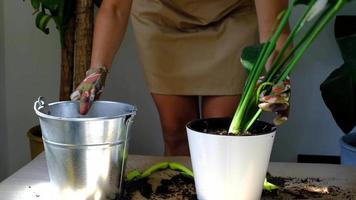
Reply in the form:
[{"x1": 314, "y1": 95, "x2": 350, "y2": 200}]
[{"x1": 71, "y1": 0, "x2": 290, "y2": 156}]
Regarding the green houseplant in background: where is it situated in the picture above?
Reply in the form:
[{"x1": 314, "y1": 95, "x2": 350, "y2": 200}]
[
  {"x1": 186, "y1": 0, "x2": 353, "y2": 199},
  {"x1": 25, "y1": 0, "x2": 99, "y2": 159},
  {"x1": 320, "y1": 15, "x2": 356, "y2": 165}
]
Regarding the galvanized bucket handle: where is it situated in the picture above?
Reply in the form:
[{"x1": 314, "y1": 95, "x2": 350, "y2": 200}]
[
  {"x1": 125, "y1": 114, "x2": 135, "y2": 126},
  {"x1": 34, "y1": 96, "x2": 50, "y2": 114}
]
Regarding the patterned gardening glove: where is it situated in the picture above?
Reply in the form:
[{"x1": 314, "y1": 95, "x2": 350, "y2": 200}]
[
  {"x1": 258, "y1": 76, "x2": 291, "y2": 125},
  {"x1": 70, "y1": 66, "x2": 108, "y2": 115}
]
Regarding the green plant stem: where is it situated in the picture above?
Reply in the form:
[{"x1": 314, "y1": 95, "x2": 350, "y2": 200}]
[
  {"x1": 242, "y1": 0, "x2": 347, "y2": 132},
  {"x1": 229, "y1": 4, "x2": 294, "y2": 134},
  {"x1": 266, "y1": 9, "x2": 325, "y2": 84},
  {"x1": 278, "y1": 0, "x2": 347, "y2": 82},
  {"x1": 265, "y1": 0, "x2": 317, "y2": 83},
  {"x1": 141, "y1": 162, "x2": 169, "y2": 178},
  {"x1": 242, "y1": 0, "x2": 318, "y2": 132},
  {"x1": 239, "y1": 43, "x2": 270, "y2": 108},
  {"x1": 229, "y1": 43, "x2": 270, "y2": 133},
  {"x1": 126, "y1": 162, "x2": 194, "y2": 181},
  {"x1": 256, "y1": 82, "x2": 274, "y2": 104},
  {"x1": 245, "y1": 109, "x2": 263, "y2": 131},
  {"x1": 168, "y1": 162, "x2": 194, "y2": 178}
]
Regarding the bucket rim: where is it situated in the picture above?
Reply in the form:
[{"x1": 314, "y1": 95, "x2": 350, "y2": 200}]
[{"x1": 34, "y1": 100, "x2": 137, "y2": 121}]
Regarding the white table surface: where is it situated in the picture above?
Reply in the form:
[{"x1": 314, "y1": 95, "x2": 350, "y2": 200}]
[{"x1": 1, "y1": 153, "x2": 356, "y2": 200}]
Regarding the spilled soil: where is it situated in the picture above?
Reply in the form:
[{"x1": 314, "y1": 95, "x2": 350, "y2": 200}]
[
  {"x1": 122, "y1": 173, "x2": 196, "y2": 200},
  {"x1": 262, "y1": 173, "x2": 356, "y2": 199},
  {"x1": 121, "y1": 170, "x2": 356, "y2": 200}
]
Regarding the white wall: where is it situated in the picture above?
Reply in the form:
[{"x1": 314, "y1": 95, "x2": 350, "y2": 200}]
[
  {"x1": 3, "y1": 0, "x2": 60, "y2": 176},
  {"x1": 1, "y1": 0, "x2": 355, "y2": 180},
  {"x1": 0, "y1": 0, "x2": 9, "y2": 181}
]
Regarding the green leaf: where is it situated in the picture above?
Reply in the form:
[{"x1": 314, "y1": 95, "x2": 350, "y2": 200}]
[
  {"x1": 263, "y1": 178, "x2": 279, "y2": 192},
  {"x1": 126, "y1": 170, "x2": 141, "y2": 181},
  {"x1": 30, "y1": 0, "x2": 40, "y2": 9},
  {"x1": 335, "y1": 16, "x2": 356, "y2": 63},
  {"x1": 320, "y1": 62, "x2": 356, "y2": 134},
  {"x1": 320, "y1": 15, "x2": 356, "y2": 134},
  {"x1": 337, "y1": 37, "x2": 356, "y2": 63},
  {"x1": 240, "y1": 44, "x2": 264, "y2": 74},
  {"x1": 35, "y1": 11, "x2": 52, "y2": 34},
  {"x1": 42, "y1": 0, "x2": 59, "y2": 11}
]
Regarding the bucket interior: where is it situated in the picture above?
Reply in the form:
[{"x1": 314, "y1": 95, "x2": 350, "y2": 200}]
[{"x1": 37, "y1": 101, "x2": 136, "y2": 119}]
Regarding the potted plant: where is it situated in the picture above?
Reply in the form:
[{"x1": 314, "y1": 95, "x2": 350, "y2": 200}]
[
  {"x1": 25, "y1": 0, "x2": 99, "y2": 158},
  {"x1": 186, "y1": 0, "x2": 350, "y2": 199},
  {"x1": 320, "y1": 15, "x2": 356, "y2": 165}
]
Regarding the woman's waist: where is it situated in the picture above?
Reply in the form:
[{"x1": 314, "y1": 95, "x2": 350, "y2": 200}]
[{"x1": 132, "y1": 0, "x2": 255, "y2": 27}]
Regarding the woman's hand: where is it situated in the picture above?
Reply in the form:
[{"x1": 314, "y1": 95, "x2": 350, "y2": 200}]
[
  {"x1": 258, "y1": 76, "x2": 291, "y2": 125},
  {"x1": 70, "y1": 66, "x2": 108, "y2": 115}
]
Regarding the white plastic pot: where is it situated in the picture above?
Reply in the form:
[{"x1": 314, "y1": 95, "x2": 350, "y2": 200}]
[{"x1": 186, "y1": 118, "x2": 276, "y2": 200}]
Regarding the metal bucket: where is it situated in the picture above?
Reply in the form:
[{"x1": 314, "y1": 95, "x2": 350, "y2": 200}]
[{"x1": 34, "y1": 97, "x2": 137, "y2": 200}]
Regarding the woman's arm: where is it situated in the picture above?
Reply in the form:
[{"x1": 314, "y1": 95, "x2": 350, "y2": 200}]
[
  {"x1": 255, "y1": 0, "x2": 290, "y2": 70},
  {"x1": 71, "y1": 0, "x2": 132, "y2": 114},
  {"x1": 90, "y1": 0, "x2": 133, "y2": 69}
]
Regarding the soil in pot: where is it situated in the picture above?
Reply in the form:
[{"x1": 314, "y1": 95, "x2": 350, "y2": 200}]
[{"x1": 187, "y1": 117, "x2": 276, "y2": 136}]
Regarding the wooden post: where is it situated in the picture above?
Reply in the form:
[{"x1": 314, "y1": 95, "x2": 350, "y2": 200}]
[
  {"x1": 74, "y1": 0, "x2": 94, "y2": 88},
  {"x1": 59, "y1": 18, "x2": 75, "y2": 101}
]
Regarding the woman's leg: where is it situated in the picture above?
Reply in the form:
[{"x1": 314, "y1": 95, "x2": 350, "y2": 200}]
[
  {"x1": 151, "y1": 94, "x2": 199, "y2": 156},
  {"x1": 201, "y1": 95, "x2": 241, "y2": 118}
]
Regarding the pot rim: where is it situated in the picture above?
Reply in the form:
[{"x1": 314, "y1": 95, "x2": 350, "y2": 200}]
[
  {"x1": 186, "y1": 117, "x2": 276, "y2": 137},
  {"x1": 27, "y1": 125, "x2": 43, "y2": 142}
]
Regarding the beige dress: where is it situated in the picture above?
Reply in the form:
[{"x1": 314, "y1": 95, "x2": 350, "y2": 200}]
[{"x1": 130, "y1": 0, "x2": 258, "y2": 95}]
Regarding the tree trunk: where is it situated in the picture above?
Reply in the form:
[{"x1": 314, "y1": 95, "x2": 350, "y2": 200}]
[
  {"x1": 59, "y1": 18, "x2": 75, "y2": 101},
  {"x1": 74, "y1": 0, "x2": 94, "y2": 88}
]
